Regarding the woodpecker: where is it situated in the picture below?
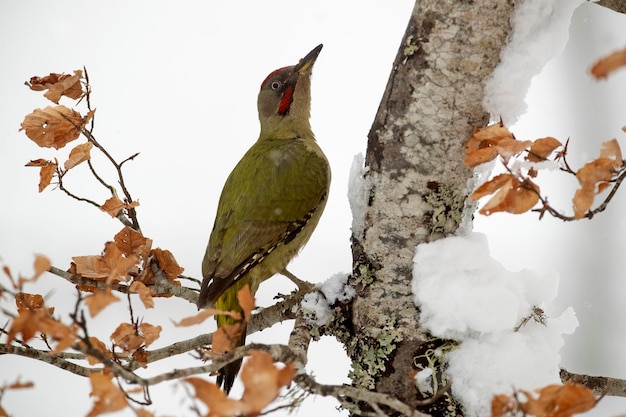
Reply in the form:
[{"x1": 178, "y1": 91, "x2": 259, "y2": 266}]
[{"x1": 197, "y1": 44, "x2": 330, "y2": 393}]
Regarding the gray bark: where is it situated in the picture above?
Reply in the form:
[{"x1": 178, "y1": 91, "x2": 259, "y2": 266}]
[{"x1": 349, "y1": 0, "x2": 514, "y2": 414}]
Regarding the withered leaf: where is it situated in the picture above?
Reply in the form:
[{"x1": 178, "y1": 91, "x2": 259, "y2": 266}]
[
  {"x1": 573, "y1": 139, "x2": 623, "y2": 219},
  {"x1": 151, "y1": 248, "x2": 184, "y2": 280},
  {"x1": 86, "y1": 373, "x2": 128, "y2": 417},
  {"x1": 521, "y1": 382, "x2": 596, "y2": 417},
  {"x1": 100, "y1": 196, "x2": 139, "y2": 218},
  {"x1": 591, "y1": 46, "x2": 626, "y2": 79},
  {"x1": 114, "y1": 226, "x2": 148, "y2": 257},
  {"x1": 84, "y1": 289, "x2": 120, "y2": 317},
  {"x1": 129, "y1": 281, "x2": 154, "y2": 309},
  {"x1": 238, "y1": 285, "x2": 255, "y2": 322},
  {"x1": 20, "y1": 106, "x2": 86, "y2": 149},
  {"x1": 64, "y1": 141, "x2": 93, "y2": 170},
  {"x1": 240, "y1": 350, "x2": 295, "y2": 413},
  {"x1": 25, "y1": 158, "x2": 58, "y2": 192},
  {"x1": 25, "y1": 70, "x2": 84, "y2": 103},
  {"x1": 173, "y1": 308, "x2": 240, "y2": 327},
  {"x1": 527, "y1": 137, "x2": 562, "y2": 162},
  {"x1": 471, "y1": 174, "x2": 540, "y2": 215}
]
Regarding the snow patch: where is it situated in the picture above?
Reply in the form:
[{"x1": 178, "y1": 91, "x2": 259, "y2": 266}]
[
  {"x1": 319, "y1": 272, "x2": 354, "y2": 304},
  {"x1": 412, "y1": 232, "x2": 577, "y2": 416},
  {"x1": 301, "y1": 273, "x2": 354, "y2": 326},
  {"x1": 483, "y1": 0, "x2": 584, "y2": 124},
  {"x1": 348, "y1": 153, "x2": 371, "y2": 240}
]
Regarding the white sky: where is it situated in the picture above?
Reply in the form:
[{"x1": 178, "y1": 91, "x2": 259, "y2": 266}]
[{"x1": 1, "y1": 1, "x2": 626, "y2": 417}]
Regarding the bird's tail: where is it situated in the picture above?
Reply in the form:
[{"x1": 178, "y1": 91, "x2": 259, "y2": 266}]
[
  {"x1": 212, "y1": 280, "x2": 255, "y2": 394},
  {"x1": 216, "y1": 326, "x2": 245, "y2": 393}
]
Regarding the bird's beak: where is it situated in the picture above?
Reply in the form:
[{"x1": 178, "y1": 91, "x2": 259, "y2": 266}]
[{"x1": 295, "y1": 44, "x2": 323, "y2": 74}]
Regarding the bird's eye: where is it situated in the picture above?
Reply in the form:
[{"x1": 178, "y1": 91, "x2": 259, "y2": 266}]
[{"x1": 270, "y1": 80, "x2": 282, "y2": 90}]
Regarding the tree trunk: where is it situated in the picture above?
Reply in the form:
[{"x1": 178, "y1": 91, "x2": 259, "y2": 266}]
[{"x1": 350, "y1": 0, "x2": 514, "y2": 414}]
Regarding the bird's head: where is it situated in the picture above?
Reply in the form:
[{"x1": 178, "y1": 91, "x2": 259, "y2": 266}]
[{"x1": 257, "y1": 44, "x2": 322, "y2": 139}]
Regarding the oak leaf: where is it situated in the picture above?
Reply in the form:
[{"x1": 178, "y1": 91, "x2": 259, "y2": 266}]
[
  {"x1": 20, "y1": 105, "x2": 86, "y2": 149},
  {"x1": 527, "y1": 137, "x2": 562, "y2": 162},
  {"x1": 79, "y1": 336, "x2": 112, "y2": 365},
  {"x1": 129, "y1": 281, "x2": 154, "y2": 309},
  {"x1": 212, "y1": 323, "x2": 244, "y2": 355},
  {"x1": 86, "y1": 373, "x2": 128, "y2": 417},
  {"x1": 521, "y1": 382, "x2": 596, "y2": 417},
  {"x1": 114, "y1": 226, "x2": 149, "y2": 257},
  {"x1": 186, "y1": 377, "x2": 247, "y2": 417},
  {"x1": 25, "y1": 158, "x2": 58, "y2": 192},
  {"x1": 72, "y1": 255, "x2": 110, "y2": 280},
  {"x1": 152, "y1": 248, "x2": 184, "y2": 280},
  {"x1": 25, "y1": 70, "x2": 84, "y2": 103},
  {"x1": 111, "y1": 323, "x2": 144, "y2": 353},
  {"x1": 84, "y1": 289, "x2": 120, "y2": 317},
  {"x1": 471, "y1": 173, "x2": 540, "y2": 215},
  {"x1": 64, "y1": 141, "x2": 93, "y2": 169},
  {"x1": 173, "y1": 308, "x2": 239, "y2": 327},
  {"x1": 101, "y1": 196, "x2": 140, "y2": 218},
  {"x1": 464, "y1": 123, "x2": 530, "y2": 167},
  {"x1": 240, "y1": 350, "x2": 295, "y2": 413},
  {"x1": 591, "y1": 46, "x2": 626, "y2": 79},
  {"x1": 572, "y1": 139, "x2": 623, "y2": 219},
  {"x1": 238, "y1": 285, "x2": 255, "y2": 322}
]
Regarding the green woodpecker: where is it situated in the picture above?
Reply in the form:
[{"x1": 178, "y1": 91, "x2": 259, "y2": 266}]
[{"x1": 197, "y1": 44, "x2": 330, "y2": 393}]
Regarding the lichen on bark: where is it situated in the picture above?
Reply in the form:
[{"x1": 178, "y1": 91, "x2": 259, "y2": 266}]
[{"x1": 349, "y1": 0, "x2": 514, "y2": 414}]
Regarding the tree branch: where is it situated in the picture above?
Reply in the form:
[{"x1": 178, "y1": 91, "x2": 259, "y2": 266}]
[
  {"x1": 561, "y1": 368, "x2": 626, "y2": 397},
  {"x1": 590, "y1": 0, "x2": 626, "y2": 14},
  {"x1": 0, "y1": 344, "x2": 98, "y2": 378}
]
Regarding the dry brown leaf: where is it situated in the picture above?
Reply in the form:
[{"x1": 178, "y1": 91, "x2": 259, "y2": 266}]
[
  {"x1": 129, "y1": 281, "x2": 155, "y2": 309},
  {"x1": 240, "y1": 350, "x2": 295, "y2": 414},
  {"x1": 212, "y1": 323, "x2": 244, "y2": 355},
  {"x1": 25, "y1": 158, "x2": 58, "y2": 192},
  {"x1": 25, "y1": 70, "x2": 84, "y2": 103},
  {"x1": 9, "y1": 294, "x2": 76, "y2": 351},
  {"x1": 491, "y1": 393, "x2": 514, "y2": 417},
  {"x1": 471, "y1": 174, "x2": 540, "y2": 215},
  {"x1": 573, "y1": 140, "x2": 623, "y2": 219},
  {"x1": 84, "y1": 289, "x2": 120, "y2": 317},
  {"x1": 32, "y1": 254, "x2": 51, "y2": 280},
  {"x1": 465, "y1": 123, "x2": 525, "y2": 167},
  {"x1": 100, "y1": 196, "x2": 125, "y2": 218},
  {"x1": 238, "y1": 285, "x2": 255, "y2": 322},
  {"x1": 110, "y1": 322, "x2": 161, "y2": 353},
  {"x1": 186, "y1": 377, "x2": 247, "y2": 417},
  {"x1": 138, "y1": 323, "x2": 161, "y2": 347},
  {"x1": 64, "y1": 141, "x2": 93, "y2": 170},
  {"x1": 132, "y1": 347, "x2": 149, "y2": 368},
  {"x1": 15, "y1": 292, "x2": 46, "y2": 312},
  {"x1": 527, "y1": 137, "x2": 562, "y2": 162},
  {"x1": 173, "y1": 308, "x2": 240, "y2": 327},
  {"x1": 72, "y1": 255, "x2": 110, "y2": 280},
  {"x1": 521, "y1": 382, "x2": 596, "y2": 417},
  {"x1": 87, "y1": 373, "x2": 128, "y2": 417},
  {"x1": 591, "y1": 46, "x2": 626, "y2": 79},
  {"x1": 111, "y1": 323, "x2": 144, "y2": 353},
  {"x1": 114, "y1": 226, "x2": 149, "y2": 257},
  {"x1": 152, "y1": 248, "x2": 184, "y2": 280},
  {"x1": 79, "y1": 336, "x2": 112, "y2": 365},
  {"x1": 100, "y1": 241, "x2": 140, "y2": 283},
  {"x1": 20, "y1": 105, "x2": 86, "y2": 149},
  {"x1": 135, "y1": 409, "x2": 155, "y2": 417},
  {"x1": 599, "y1": 138, "x2": 622, "y2": 162}
]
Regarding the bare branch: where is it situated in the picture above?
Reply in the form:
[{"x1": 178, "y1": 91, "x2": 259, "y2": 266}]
[
  {"x1": 561, "y1": 368, "x2": 626, "y2": 397},
  {"x1": 590, "y1": 0, "x2": 626, "y2": 14},
  {"x1": 294, "y1": 373, "x2": 429, "y2": 417},
  {"x1": 0, "y1": 343, "x2": 98, "y2": 377},
  {"x1": 47, "y1": 265, "x2": 199, "y2": 304}
]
